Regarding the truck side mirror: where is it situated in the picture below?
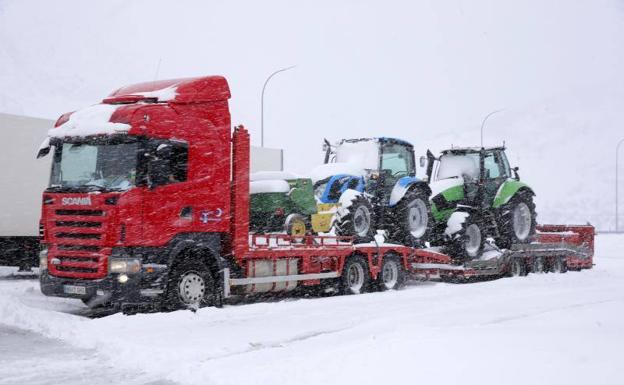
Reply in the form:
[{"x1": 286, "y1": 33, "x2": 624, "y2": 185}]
[
  {"x1": 419, "y1": 156, "x2": 427, "y2": 168},
  {"x1": 37, "y1": 137, "x2": 51, "y2": 159}
]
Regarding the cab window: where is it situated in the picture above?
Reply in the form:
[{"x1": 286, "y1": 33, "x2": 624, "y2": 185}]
[
  {"x1": 484, "y1": 152, "x2": 502, "y2": 179},
  {"x1": 381, "y1": 143, "x2": 413, "y2": 177}
]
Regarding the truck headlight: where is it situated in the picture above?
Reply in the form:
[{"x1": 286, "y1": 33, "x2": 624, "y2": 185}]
[
  {"x1": 39, "y1": 248, "x2": 48, "y2": 270},
  {"x1": 109, "y1": 258, "x2": 141, "y2": 274}
]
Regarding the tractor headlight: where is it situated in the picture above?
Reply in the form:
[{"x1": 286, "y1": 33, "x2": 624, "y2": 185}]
[
  {"x1": 39, "y1": 248, "x2": 48, "y2": 270},
  {"x1": 109, "y1": 258, "x2": 141, "y2": 274}
]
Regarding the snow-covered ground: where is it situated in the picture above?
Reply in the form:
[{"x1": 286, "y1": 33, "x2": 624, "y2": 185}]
[{"x1": 0, "y1": 234, "x2": 622, "y2": 385}]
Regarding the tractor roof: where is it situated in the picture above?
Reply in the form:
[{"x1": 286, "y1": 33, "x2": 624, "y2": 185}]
[
  {"x1": 440, "y1": 145, "x2": 506, "y2": 155},
  {"x1": 339, "y1": 137, "x2": 413, "y2": 147}
]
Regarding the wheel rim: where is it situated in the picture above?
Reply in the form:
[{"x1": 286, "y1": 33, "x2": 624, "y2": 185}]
[
  {"x1": 290, "y1": 219, "x2": 306, "y2": 236},
  {"x1": 353, "y1": 205, "x2": 371, "y2": 237},
  {"x1": 513, "y1": 202, "x2": 532, "y2": 241},
  {"x1": 347, "y1": 262, "x2": 365, "y2": 293},
  {"x1": 382, "y1": 260, "x2": 399, "y2": 289},
  {"x1": 407, "y1": 199, "x2": 428, "y2": 238},
  {"x1": 178, "y1": 272, "x2": 206, "y2": 305},
  {"x1": 465, "y1": 224, "x2": 482, "y2": 257}
]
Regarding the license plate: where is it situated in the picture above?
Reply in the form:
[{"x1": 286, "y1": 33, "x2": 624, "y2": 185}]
[{"x1": 63, "y1": 285, "x2": 87, "y2": 295}]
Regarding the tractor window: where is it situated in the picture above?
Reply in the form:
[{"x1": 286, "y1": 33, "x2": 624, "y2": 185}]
[
  {"x1": 484, "y1": 153, "x2": 501, "y2": 179},
  {"x1": 498, "y1": 151, "x2": 512, "y2": 178},
  {"x1": 381, "y1": 143, "x2": 413, "y2": 177}
]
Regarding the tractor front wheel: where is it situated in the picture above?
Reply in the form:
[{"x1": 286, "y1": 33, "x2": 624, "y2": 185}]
[{"x1": 334, "y1": 195, "x2": 375, "y2": 243}]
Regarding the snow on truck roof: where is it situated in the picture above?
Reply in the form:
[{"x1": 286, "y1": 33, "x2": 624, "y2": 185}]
[
  {"x1": 104, "y1": 76, "x2": 231, "y2": 104},
  {"x1": 48, "y1": 76, "x2": 231, "y2": 139}
]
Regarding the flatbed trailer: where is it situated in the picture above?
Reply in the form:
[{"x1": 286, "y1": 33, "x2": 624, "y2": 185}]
[{"x1": 37, "y1": 76, "x2": 595, "y2": 311}]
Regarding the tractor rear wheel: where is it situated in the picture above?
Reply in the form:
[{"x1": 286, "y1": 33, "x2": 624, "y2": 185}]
[
  {"x1": 334, "y1": 195, "x2": 375, "y2": 243},
  {"x1": 390, "y1": 189, "x2": 433, "y2": 246},
  {"x1": 498, "y1": 192, "x2": 537, "y2": 249}
]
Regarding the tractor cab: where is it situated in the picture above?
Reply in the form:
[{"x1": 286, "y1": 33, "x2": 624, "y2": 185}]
[
  {"x1": 432, "y1": 146, "x2": 516, "y2": 207},
  {"x1": 319, "y1": 137, "x2": 416, "y2": 203}
]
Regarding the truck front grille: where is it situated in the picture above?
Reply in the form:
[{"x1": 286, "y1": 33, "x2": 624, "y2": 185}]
[{"x1": 48, "y1": 209, "x2": 109, "y2": 279}]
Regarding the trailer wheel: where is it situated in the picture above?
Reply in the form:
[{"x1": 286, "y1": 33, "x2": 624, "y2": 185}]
[
  {"x1": 509, "y1": 258, "x2": 527, "y2": 277},
  {"x1": 334, "y1": 195, "x2": 375, "y2": 243},
  {"x1": 549, "y1": 256, "x2": 568, "y2": 274},
  {"x1": 341, "y1": 256, "x2": 370, "y2": 294},
  {"x1": 165, "y1": 259, "x2": 215, "y2": 310},
  {"x1": 531, "y1": 256, "x2": 546, "y2": 274},
  {"x1": 377, "y1": 256, "x2": 406, "y2": 291},
  {"x1": 498, "y1": 192, "x2": 537, "y2": 249}
]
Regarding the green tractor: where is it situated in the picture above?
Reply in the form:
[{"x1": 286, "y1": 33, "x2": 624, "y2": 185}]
[
  {"x1": 249, "y1": 173, "x2": 318, "y2": 236},
  {"x1": 424, "y1": 146, "x2": 537, "y2": 259}
]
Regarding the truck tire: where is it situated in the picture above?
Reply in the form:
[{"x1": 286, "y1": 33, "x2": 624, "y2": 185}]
[
  {"x1": 377, "y1": 255, "x2": 406, "y2": 291},
  {"x1": 341, "y1": 255, "x2": 371, "y2": 294},
  {"x1": 390, "y1": 189, "x2": 433, "y2": 246},
  {"x1": 509, "y1": 258, "x2": 528, "y2": 277},
  {"x1": 164, "y1": 259, "x2": 215, "y2": 311},
  {"x1": 334, "y1": 195, "x2": 375, "y2": 243},
  {"x1": 498, "y1": 192, "x2": 537, "y2": 249}
]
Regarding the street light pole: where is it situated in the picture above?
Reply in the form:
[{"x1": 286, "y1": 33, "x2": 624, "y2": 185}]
[
  {"x1": 261, "y1": 65, "x2": 296, "y2": 147},
  {"x1": 480, "y1": 109, "x2": 504, "y2": 148},
  {"x1": 616, "y1": 138, "x2": 624, "y2": 232}
]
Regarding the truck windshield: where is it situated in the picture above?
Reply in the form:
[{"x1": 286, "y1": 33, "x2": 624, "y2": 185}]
[{"x1": 49, "y1": 140, "x2": 139, "y2": 191}]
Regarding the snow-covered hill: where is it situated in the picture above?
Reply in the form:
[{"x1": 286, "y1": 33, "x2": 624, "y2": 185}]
[{"x1": 1, "y1": 0, "x2": 623, "y2": 229}]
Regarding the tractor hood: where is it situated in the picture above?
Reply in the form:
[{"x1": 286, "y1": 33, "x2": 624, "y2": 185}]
[{"x1": 309, "y1": 162, "x2": 366, "y2": 183}]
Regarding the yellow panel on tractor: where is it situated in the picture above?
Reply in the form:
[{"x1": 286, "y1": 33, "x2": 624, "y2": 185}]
[{"x1": 311, "y1": 213, "x2": 334, "y2": 233}]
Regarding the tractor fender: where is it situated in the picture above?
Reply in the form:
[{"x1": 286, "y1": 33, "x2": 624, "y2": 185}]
[
  {"x1": 319, "y1": 174, "x2": 365, "y2": 204},
  {"x1": 493, "y1": 179, "x2": 535, "y2": 208},
  {"x1": 388, "y1": 176, "x2": 431, "y2": 207}
]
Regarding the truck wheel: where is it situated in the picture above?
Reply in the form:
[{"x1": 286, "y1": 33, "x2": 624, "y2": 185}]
[
  {"x1": 498, "y1": 192, "x2": 537, "y2": 249},
  {"x1": 334, "y1": 195, "x2": 375, "y2": 243},
  {"x1": 390, "y1": 189, "x2": 433, "y2": 246},
  {"x1": 531, "y1": 256, "x2": 545, "y2": 274},
  {"x1": 549, "y1": 256, "x2": 568, "y2": 273},
  {"x1": 341, "y1": 256, "x2": 370, "y2": 294},
  {"x1": 509, "y1": 258, "x2": 527, "y2": 277},
  {"x1": 165, "y1": 259, "x2": 215, "y2": 310},
  {"x1": 377, "y1": 256, "x2": 406, "y2": 291}
]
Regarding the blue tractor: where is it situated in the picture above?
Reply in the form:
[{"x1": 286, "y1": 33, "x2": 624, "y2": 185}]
[{"x1": 310, "y1": 137, "x2": 432, "y2": 244}]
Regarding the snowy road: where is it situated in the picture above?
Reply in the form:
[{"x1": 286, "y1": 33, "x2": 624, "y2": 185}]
[{"x1": 1, "y1": 234, "x2": 622, "y2": 385}]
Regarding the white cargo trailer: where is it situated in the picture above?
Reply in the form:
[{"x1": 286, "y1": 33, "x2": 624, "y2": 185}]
[{"x1": 0, "y1": 112, "x2": 282, "y2": 269}]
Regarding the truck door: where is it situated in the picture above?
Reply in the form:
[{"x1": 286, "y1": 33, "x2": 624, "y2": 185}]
[{"x1": 141, "y1": 140, "x2": 194, "y2": 246}]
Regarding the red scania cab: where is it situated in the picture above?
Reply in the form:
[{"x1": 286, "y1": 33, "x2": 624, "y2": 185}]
[{"x1": 38, "y1": 76, "x2": 234, "y2": 309}]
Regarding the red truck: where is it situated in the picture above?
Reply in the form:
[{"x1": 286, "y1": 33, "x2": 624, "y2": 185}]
[{"x1": 38, "y1": 76, "x2": 594, "y2": 312}]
